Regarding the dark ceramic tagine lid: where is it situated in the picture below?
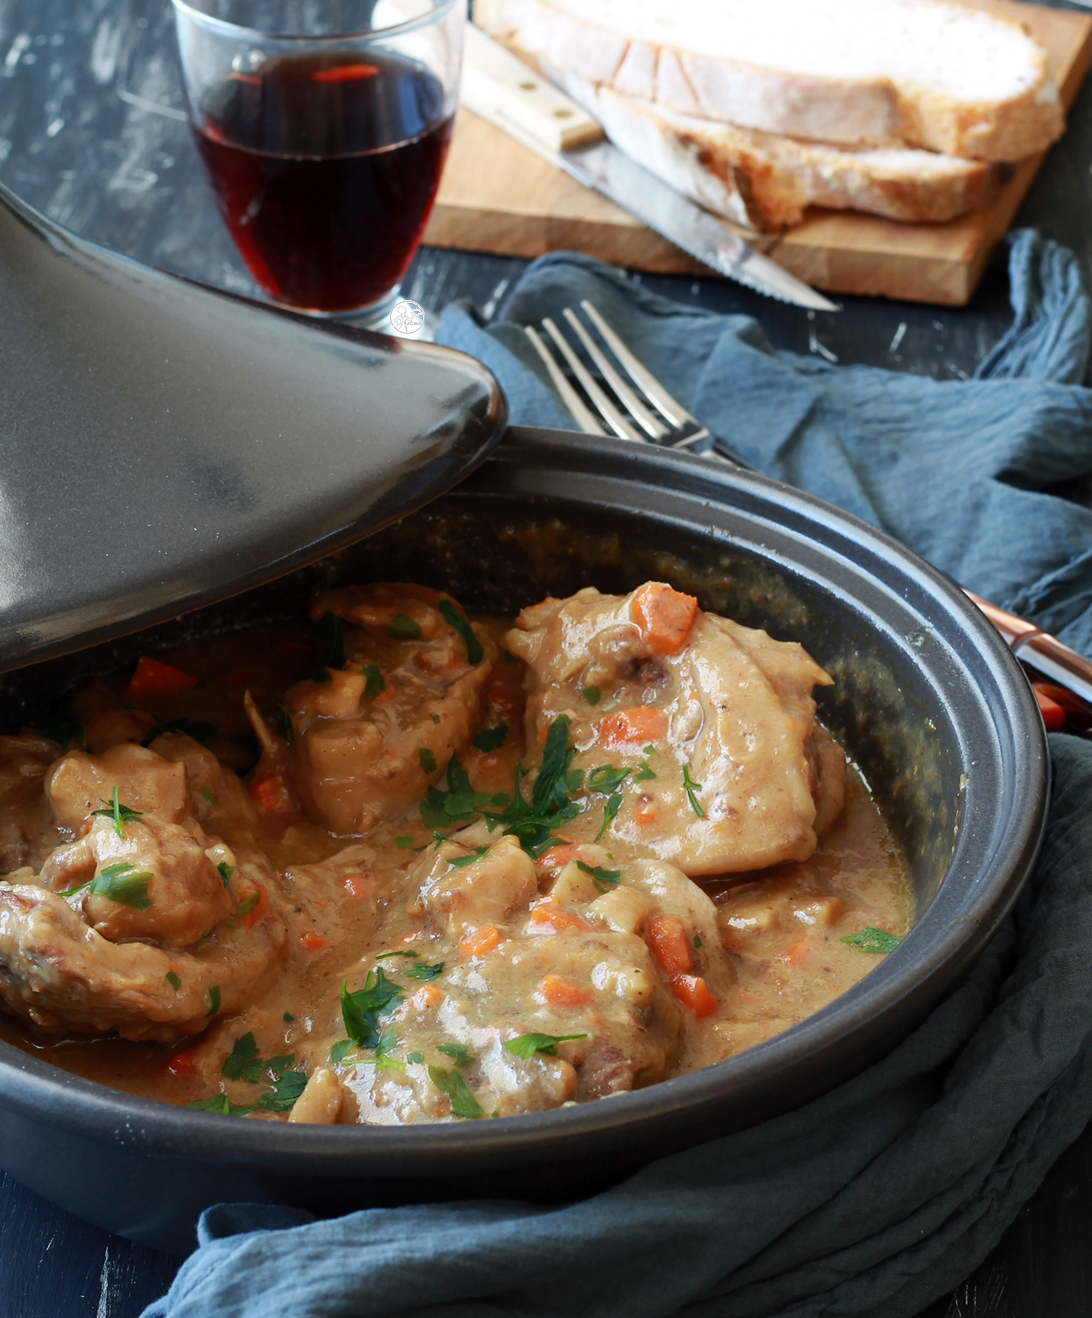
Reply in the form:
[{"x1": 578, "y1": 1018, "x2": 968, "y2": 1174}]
[{"x1": 0, "y1": 181, "x2": 507, "y2": 676}]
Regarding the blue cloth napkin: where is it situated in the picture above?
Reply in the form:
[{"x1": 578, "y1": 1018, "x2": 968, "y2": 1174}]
[{"x1": 145, "y1": 234, "x2": 1092, "y2": 1318}]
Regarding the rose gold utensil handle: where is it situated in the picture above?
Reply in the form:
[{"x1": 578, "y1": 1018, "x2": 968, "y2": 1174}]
[{"x1": 965, "y1": 591, "x2": 1092, "y2": 706}]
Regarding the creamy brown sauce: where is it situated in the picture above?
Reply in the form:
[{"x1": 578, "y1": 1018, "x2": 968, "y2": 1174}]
[{"x1": 0, "y1": 583, "x2": 910, "y2": 1124}]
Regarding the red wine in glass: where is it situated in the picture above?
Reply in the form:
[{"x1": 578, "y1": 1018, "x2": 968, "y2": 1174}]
[{"x1": 193, "y1": 52, "x2": 453, "y2": 313}]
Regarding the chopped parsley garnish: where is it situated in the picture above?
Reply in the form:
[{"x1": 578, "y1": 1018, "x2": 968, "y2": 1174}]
[
  {"x1": 633, "y1": 764, "x2": 656, "y2": 782},
  {"x1": 341, "y1": 969, "x2": 404, "y2": 1050},
  {"x1": 483, "y1": 715, "x2": 583, "y2": 857},
  {"x1": 586, "y1": 765, "x2": 630, "y2": 795},
  {"x1": 449, "y1": 846, "x2": 490, "y2": 869},
  {"x1": 582, "y1": 686, "x2": 601, "y2": 706},
  {"x1": 222, "y1": 1032, "x2": 289, "y2": 1084},
  {"x1": 201, "y1": 787, "x2": 217, "y2": 804},
  {"x1": 206, "y1": 985, "x2": 221, "y2": 1017},
  {"x1": 277, "y1": 701, "x2": 293, "y2": 742},
  {"x1": 436, "y1": 1041, "x2": 473, "y2": 1068},
  {"x1": 473, "y1": 723, "x2": 508, "y2": 753},
  {"x1": 90, "y1": 861, "x2": 153, "y2": 909},
  {"x1": 91, "y1": 787, "x2": 142, "y2": 839},
  {"x1": 429, "y1": 1065, "x2": 482, "y2": 1119},
  {"x1": 407, "y1": 1051, "x2": 424, "y2": 1065},
  {"x1": 693, "y1": 934, "x2": 703, "y2": 949},
  {"x1": 841, "y1": 927, "x2": 903, "y2": 954},
  {"x1": 504, "y1": 1032, "x2": 587, "y2": 1059},
  {"x1": 373, "y1": 1028, "x2": 405, "y2": 1071},
  {"x1": 330, "y1": 1039, "x2": 355, "y2": 1065},
  {"x1": 595, "y1": 792, "x2": 623, "y2": 843},
  {"x1": 362, "y1": 664, "x2": 386, "y2": 700},
  {"x1": 418, "y1": 747, "x2": 437, "y2": 774},
  {"x1": 643, "y1": 745, "x2": 656, "y2": 755},
  {"x1": 187, "y1": 1094, "x2": 255, "y2": 1117},
  {"x1": 309, "y1": 610, "x2": 345, "y2": 672},
  {"x1": 576, "y1": 860, "x2": 621, "y2": 892},
  {"x1": 141, "y1": 717, "x2": 217, "y2": 747},
  {"x1": 237, "y1": 890, "x2": 260, "y2": 917},
  {"x1": 438, "y1": 600, "x2": 484, "y2": 665},
  {"x1": 682, "y1": 766, "x2": 705, "y2": 817},
  {"x1": 165, "y1": 971, "x2": 182, "y2": 990},
  {"x1": 58, "y1": 879, "x2": 91, "y2": 898},
  {"x1": 376, "y1": 949, "x2": 420, "y2": 960},
  {"x1": 394, "y1": 837, "x2": 415, "y2": 849},
  {"x1": 283, "y1": 1012, "x2": 294, "y2": 1022},
  {"x1": 258, "y1": 1070, "x2": 308, "y2": 1111},
  {"x1": 387, "y1": 613, "x2": 422, "y2": 641},
  {"x1": 216, "y1": 862, "x2": 235, "y2": 886},
  {"x1": 404, "y1": 961, "x2": 444, "y2": 981},
  {"x1": 420, "y1": 757, "x2": 508, "y2": 829}
]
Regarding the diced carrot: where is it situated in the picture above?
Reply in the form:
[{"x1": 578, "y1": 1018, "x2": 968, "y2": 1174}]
[
  {"x1": 630, "y1": 583, "x2": 698, "y2": 655},
  {"x1": 126, "y1": 656, "x2": 198, "y2": 699},
  {"x1": 597, "y1": 706, "x2": 668, "y2": 746},
  {"x1": 783, "y1": 938, "x2": 810, "y2": 966},
  {"x1": 634, "y1": 803, "x2": 657, "y2": 828},
  {"x1": 164, "y1": 1047, "x2": 197, "y2": 1078},
  {"x1": 1033, "y1": 686, "x2": 1067, "y2": 732},
  {"x1": 540, "y1": 974, "x2": 591, "y2": 1008},
  {"x1": 459, "y1": 925, "x2": 500, "y2": 958},
  {"x1": 313, "y1": 62, "x2": 379, "y2": 83},
  {"x1": 669, "y1": 974, "x2": 718, "y2": 1017},
  {"x1": 342, "y1": 872, "x2": 372, "y2": 899},
  {"x1": 411, "y1": 983, "x2": 444, "y2": 1010},
  {"x1": 647, "y1": 914, "x2": 692, "y2": 976},
  {"x1": 536, "y1": 843, "x2": 577, "y2": 872},
  {"x1": 248, "y1": 775, "x2": 293, "y2": 814},
  {"x1": 238, "y1": 883, "x2": 269, "y2": 928},
  {"x1": 530, "y1": 900, "x2": 589, "y2": 933},
  {"x1": 300, "y1": 932, "x2": 327, "y2": 950}
]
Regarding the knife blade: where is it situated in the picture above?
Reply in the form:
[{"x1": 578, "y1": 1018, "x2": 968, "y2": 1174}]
[{"x1": 460, "y1": 25, "x2": 839, "y2": 312}]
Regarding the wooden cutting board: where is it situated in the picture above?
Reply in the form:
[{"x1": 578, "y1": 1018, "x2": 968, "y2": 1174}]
[{"x1": 422, "y1": 0, "x2": 1092, "y2": 306}]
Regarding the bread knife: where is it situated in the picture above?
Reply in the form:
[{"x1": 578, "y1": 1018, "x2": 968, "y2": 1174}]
[{"x1": 460, "y1": 26, "x2": 839, "y2": 312}]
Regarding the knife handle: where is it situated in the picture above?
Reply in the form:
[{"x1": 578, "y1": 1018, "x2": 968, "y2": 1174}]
[
  {"x1": 461, "y1": 24, "x2": 603, "y2": 155},
  {"x1": 964, "y1": 591, "x2": 1092, "y2": 707}
]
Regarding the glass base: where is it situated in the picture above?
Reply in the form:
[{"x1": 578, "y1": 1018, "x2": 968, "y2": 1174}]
[{"x1": 265, "y1": 286, "x2": 436, "y2": 342}]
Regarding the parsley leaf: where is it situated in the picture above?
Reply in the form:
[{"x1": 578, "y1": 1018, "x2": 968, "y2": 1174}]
[
  {"x1": 58, "y1": 879, "x2": 91, "y2": 898},
  {"x1": 165, "y1": 970, "x2": 182, "y2": 990},
  {"x1": 587, "y1": 765, "x2": 630, "y2": 795},
  {"x1": 283, "y1": 1011, "x2": 294, "y2": 1023},
  {"x1": 431, "y1": 713, "x2": 441, "y2": 724},
  {"x1": 330, "y1": 1039, "x2": 355, "y2": 1065},
  {"x1": 206, "y1": 985, "x2": 221, "y2": 1017},
  {"x1": 481, "y1": 716, "x2": 584, "y2": 857},
  {"x1": 841, "y1": 927, "x2": 903, "y2": 954},
  {"x1": 407, "y1": 1051, "x2": 424, "y2": 1065},
  {"x1": 362, "y1": 664, "x2": 386, "y2": 700},
  {"x1": 449, "y1": 846, "x2": 489, "y2": 869},
  {"x1": 595, "y1": 792, "x2": 623, "y2": 842},
  {"x1": 387, "y1": 613, "x2": 422, "y2": 641},
  {"x1": 420, "y1": 757, "x2": 508, "y2": 828},
  {"x1": 633, "y1": 764, "x2": 656, "y2": 782},
  {"x1": 217, "y1": 862, "x2": 235, "y2": 886},
  {"x1": 404, "y1": 961, "x2": 444, "y2": 981},
  {"x1": 473, "y1": 724, "x2": 508, "y2": 753},
  {"x1": 419, "y1": 747, "x2": 437, "y2": 773},
  {"x1": 682, "y1": 766, "x2": 705, "y2": 817},
  {"x1": 236, "y1": 890, "x2": 260, "y2": 917},
  {"x1": 576, "y1": 860, "x2": 621, "y2": 891},
  {"x1": 394, "y1": 836, "x2": 415, "y2": 849},
  {"x1": 376, "y1": 949, "x2": 420, "y2": 960},
  {"x1": 309, "y1": 610, "x2": 346, "y2": 672},
  {"x1": 504, "y1": 1032, "x2": 587, "y2": 1059},
  {"x1": 582, "y1": 686, "x2": 600, "y2": 706},
  {"x1": 90, "y1": 861, "x2": 153, "y2": 909},
  {"x1": 221, "y1": 1032, "x2": 264, "y2": 1083},
  {"x1": 429, "y1": 1064, "x2": 482, "y2": 1119},
  {"x1": 187, "y1": 1094, "x2": 231, "y2": 1115},
  {"x1": 278, "y1": 701, "x2": 293, "y2": 742},
  {"x1": 693, "y1": 934, "x2": 703, "y2": 949},
  {"x1": 341, "y1": 969, "x2": 404, "y2": 1049},
  {"x1": 438, "y1": 600, "x2": 484, "y2": 665},
  {"x1": 91, "y1": 787, "x2": 143, "y2": 839},
  {"x1": 258, "y1": 1070, "x2": 308, "y2": 1111},
  {"x1": 436, "y1": 1041, "x2": 473, "y2": 1067}
]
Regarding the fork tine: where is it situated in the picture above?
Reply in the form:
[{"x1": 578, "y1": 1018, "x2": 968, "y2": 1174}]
[
  {"x1": 561, "y1": 307, "x2": 668, "y2": 440},
  {"x1": 541, "y1": 318, "x2": 642, "y2": 441},
  {"x1": 524, "y1": 326, "x2": 605, "y2": 436},
  {"x1": 580, "y1": 300, "x2": 696, "y2": 429}
]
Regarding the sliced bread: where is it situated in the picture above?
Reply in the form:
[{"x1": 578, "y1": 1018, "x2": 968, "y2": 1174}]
[
  {"x1": 475, "y1": 0, "x2": 1064, "y2": 160},
  {"x1": 574, "y1": 78, "x2": 999, "y2": 231}
]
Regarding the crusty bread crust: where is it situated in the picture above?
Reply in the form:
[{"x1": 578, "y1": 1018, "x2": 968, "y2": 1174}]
[
  {"x1": 477, "y1": 0, "x2": 1064, "y2": 161},
  {"x1": 563, "y1": 76, "x2": 998, "y2": 231}
]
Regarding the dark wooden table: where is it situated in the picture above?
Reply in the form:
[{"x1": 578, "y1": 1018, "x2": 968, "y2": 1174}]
[{"x1": 2, "y1": 1, "x2": 1092, "y2": 1314}]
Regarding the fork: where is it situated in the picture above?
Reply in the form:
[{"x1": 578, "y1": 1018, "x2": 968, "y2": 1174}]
[
  {"x1": 524, "y1": 299, "x2": 748, "y2": 466},
  {"x1": 524, "y1": 299, "x2": 1092, "y2": 718}
]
